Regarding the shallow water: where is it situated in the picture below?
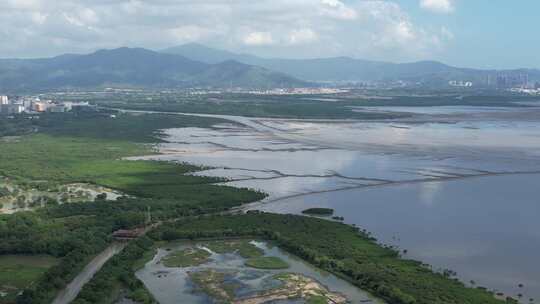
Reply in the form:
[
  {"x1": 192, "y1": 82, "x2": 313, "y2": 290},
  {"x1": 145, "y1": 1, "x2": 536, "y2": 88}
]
[
  {"x1": 129, "y1": 106, "x2": 540, "y2": 302},
  {"x1": 255, "y1": 174, "x2": 540, "y2": 300},
  {"x1": 136, "y1": 241, "x2": 380, "y2": 304}
]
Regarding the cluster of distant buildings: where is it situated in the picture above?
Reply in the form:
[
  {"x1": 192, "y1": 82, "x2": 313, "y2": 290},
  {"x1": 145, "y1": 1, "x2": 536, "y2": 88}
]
[
  {"x1": 509, "y1": 85, "x2": 540, "y2": 95},
  {"x1": 0, "y1": 95, "x2": 91, "y2": 115},
  {"x1": 449, "y1": 73, "x2": 540, "y2": 94},
  {"x1": 247, "y1": 87, "x2": 349, "y2": 95},
  {"x1": 187, "y1": 87, "x2": 349, "y2": 96},
  {"x1": 448, "y1": 80, "x2": 473, "y2": 87},
  {"x1": 189, "y1": 88, "x2": 349, "y2": 95}
]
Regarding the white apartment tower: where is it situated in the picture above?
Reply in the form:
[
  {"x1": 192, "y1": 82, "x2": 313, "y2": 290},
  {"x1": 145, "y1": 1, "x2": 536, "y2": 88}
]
[{"x1": 0, "y1": 96, "x2": 8, "y2": 105}]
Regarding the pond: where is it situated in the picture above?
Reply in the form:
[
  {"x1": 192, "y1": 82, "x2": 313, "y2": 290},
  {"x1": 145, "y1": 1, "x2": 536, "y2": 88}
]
[{"x1": 136, "y1": 241, "x2": 381, "y2": 304}]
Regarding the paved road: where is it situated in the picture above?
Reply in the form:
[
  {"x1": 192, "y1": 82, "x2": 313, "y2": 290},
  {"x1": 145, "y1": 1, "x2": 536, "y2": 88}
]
[{"x1": 52, "y1": 242, "x2": 127, "y2": 304}]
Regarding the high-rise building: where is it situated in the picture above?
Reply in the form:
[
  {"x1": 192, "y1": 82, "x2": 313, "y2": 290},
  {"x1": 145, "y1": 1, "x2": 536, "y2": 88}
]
[
  {"x1": 0, "y1": 96, "x2": 9, "y2": 105},
  {"x1": 32, "y1": 102, "x2": 49, "y2": 112}
]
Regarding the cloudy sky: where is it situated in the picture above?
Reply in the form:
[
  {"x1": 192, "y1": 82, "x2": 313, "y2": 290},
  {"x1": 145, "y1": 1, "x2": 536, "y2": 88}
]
[{"x1": 0, "y1": 0, "x2": 538, "y2": 69}]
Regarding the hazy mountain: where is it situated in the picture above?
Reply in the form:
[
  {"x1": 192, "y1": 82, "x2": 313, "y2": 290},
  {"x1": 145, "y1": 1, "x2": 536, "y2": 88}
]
[
  {"x1": 0, "y1": 47, "x2": 307, "y2": 92},
  {"x1": 163, "y1": 43, "x2": 540, "y2": 85},
  {"x1": 162, "y1": 44, "x2": 256, "y2": 64}
]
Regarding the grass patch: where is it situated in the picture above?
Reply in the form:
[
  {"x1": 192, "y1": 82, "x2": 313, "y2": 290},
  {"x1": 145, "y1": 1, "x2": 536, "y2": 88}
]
[
  {"x1": 0, "y1": 255, "x2": 58, "y2": 303},
  {"x1": 0, "y1": 133, "x2": 265, "y2": 203},
  {"x1": 0, "y1": 112, "x2": 261, "y2": 203},
  {"x1": 162, "y1": 248, "x2": 211, "y2": 268},
  {"x1": 0, "y1": 255, "x2": 58, "y2": 288},
  {"x1": 245, "y1": 257, "x2": 289, "y2": 270},
  {"x1": 307, "y1": 295, "x2": 329, "y2": 304}
]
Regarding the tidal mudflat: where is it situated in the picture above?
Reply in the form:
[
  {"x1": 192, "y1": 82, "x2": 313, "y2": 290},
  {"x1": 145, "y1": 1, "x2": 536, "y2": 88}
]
[
  {"x1": 136, "y1": 241, "x2": 380, "y2": 304},
  {"x1": 130, "y1": 106, "x2": 540, "y2": 302}
]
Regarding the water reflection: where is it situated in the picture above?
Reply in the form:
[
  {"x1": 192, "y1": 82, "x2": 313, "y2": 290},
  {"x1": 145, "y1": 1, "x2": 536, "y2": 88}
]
[
  {"x1": 129, "y1": 106, "x2": 540, "y2": 301},
  {"x1": 256, "y1": 175, "x2": 540, "y2": 301},
  {"x1": 136, "y1": 241, "x2": 380, "y2": 304}
]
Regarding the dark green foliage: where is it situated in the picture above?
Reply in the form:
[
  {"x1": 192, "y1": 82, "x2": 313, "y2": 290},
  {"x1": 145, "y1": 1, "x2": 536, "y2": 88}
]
[
  {"x1": 1, "y1": 109, "x2": 229, "y2": 140},
  {"x1": 0, "y1": 116, "x2": 36, "y2": 137},
  {"x1": 35, "y1": 111, "x2": 228, "y2": 143},
  {"x1": 7, "y1": 193, "x2": 261, "y2": 303},
  {"x1": 0, "y1": 113, "x2": 267, "y2": 203},
  {"x1": 3, "y1": 211, "x2": 113, "y2": 303},
  {"x1": 301, "y1": 208, "x2": 334, "y2": 216},
  {"x1": 152, "y1": 213, "x2": 506, "y2": 304},
  {"x1": 73, "y1": 237, "x2": 156, "y2": 304}
]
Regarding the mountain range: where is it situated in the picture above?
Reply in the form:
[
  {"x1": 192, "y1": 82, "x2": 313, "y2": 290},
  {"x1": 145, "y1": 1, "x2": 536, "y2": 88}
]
[
  {"x1": 1, "y1": 44, "x2": 539, "y2": 92},
  {"x1": 0, "y1": 48, "x2": 306, "y2": 92},
  {"x1": 163, "y1": 44, "x2": 540, "y2": 86}
]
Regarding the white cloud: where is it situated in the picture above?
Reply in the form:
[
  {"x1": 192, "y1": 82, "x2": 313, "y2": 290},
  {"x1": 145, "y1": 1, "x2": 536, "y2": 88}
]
[
  {"x1": 288, "y1": 28, "x2": 318, "y2": 45},
  {"x1": 243, "y1": 32, "x2": 275, "y2": 46},
  {"x1": 0, "y1": 0, "x2": 452, "y2": 62},
  {"x1": 320, "y1": 0, "x2": 358, "y2": 20},
  {"x1": 168, "y1": 25, "x2": 220, "y2": 43},
  {"x1": 420, "y1": 0, "x2": 454, "y2": 13},
  {"x1": 30, "y1": 12, "x2": 48, "y2": 25}
]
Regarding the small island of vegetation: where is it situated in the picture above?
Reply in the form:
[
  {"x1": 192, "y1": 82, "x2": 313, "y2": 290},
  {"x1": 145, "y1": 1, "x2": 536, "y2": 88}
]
[
  {"x1": 204, "y1": 240, "x2": 263, "y2": 259},
  {"x1": 302, "y1": 208, "x2": 334, "y2": 216},
  {"x1": 162, "y1": 248, "x2": 211, "y2": 268},
  {"x1": 245, "y1": 256, "x2": 290, "y2": 270}
]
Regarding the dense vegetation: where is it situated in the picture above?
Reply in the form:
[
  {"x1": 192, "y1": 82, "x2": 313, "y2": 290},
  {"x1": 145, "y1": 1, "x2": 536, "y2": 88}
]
[
  {"x1": 73, "y1": 237, "x2": 157, "y2": 304},
  {"x1": 0, "y1": 117, "x2": 36, "y2": 137},
  {"x1": 0, "y1": 113, "x2": 265, "y2": 202},
  {"x1": 301, "y1": 208, "x2": 334, "y2": 216},
  {"x1": 1, "y1": 110, "x2": 227, "y2": 142},
  {"x1": 150, "y1": 213, "x2": 511, "y2": 304},
  {"x1": 2, "y1": 195, "x2": 267, "y2": 303},
  {"x1": 0, "y1": 255, "x2": 58, "y2": 302},
  {"x1": 0, "y1": 111, "x2": 264, "y2": 303}
]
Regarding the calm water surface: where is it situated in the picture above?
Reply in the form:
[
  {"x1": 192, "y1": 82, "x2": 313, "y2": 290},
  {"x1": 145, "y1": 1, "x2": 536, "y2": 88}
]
[
  {"x1": 136, "y1": 241, "x2": 380, "y2": 304},
  {"x1": 255, "y1": 174, "x2": 540, "y2": 300},
  {"x1": 130, "y1": 106, "x2": 540, "y2": 302}
]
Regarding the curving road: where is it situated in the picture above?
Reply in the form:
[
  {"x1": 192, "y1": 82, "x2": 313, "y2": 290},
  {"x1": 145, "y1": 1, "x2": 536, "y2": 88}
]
[{"x1": 52, "y1": 243, "x2": 126, "y2": 304}]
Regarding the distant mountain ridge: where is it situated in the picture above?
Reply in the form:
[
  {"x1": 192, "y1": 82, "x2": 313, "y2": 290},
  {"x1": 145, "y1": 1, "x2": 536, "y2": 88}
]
[
  {"x1": 2, "y1": 44, "x2": 539, "y2": 93},
  {"x1": 162, "y1": 43, "x2": 540, "y2": 85},
  {"x1": 0, "y1": 47, "x2": 307, "y2": 92}
]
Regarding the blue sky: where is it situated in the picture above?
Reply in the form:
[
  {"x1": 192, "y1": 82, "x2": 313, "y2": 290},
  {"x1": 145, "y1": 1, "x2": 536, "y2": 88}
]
[
  {"x1": 0, "y1": 0, "x2": 538, "y2": 69},
  {"x1": 397, "y1": 0, "x2": 540, "y2": 69}
]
